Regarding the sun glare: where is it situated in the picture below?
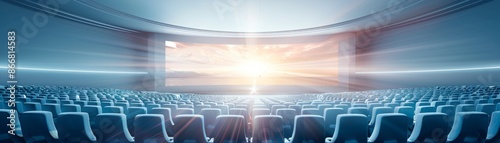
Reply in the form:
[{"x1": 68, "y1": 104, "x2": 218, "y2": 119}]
[{"x1": 241, "y1": 61, "x2": 270, "y2": 76}]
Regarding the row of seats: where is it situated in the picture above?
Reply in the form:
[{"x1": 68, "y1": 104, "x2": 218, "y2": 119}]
[{"x1": 0, "y1": 85, "x2": 499, "y2": 143}]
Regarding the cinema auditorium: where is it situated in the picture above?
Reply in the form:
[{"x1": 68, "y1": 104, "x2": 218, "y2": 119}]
[{"x1": 1, "y1": 0, "x2": 499, "y2": 143}]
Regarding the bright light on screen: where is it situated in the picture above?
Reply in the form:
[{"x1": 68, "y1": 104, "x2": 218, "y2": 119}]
[{"x1": 165, "y1": 41, "x2": 339, "y2": 93}]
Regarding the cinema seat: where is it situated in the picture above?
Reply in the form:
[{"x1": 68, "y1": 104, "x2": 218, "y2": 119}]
[
  {"x1": 0, "y1": 109, "x2": 23, "y2": 143},
  {"x1": 395, "y1": 106, "x2": 415, "y2": 129},
  {"x1": 456, "y1": 104, "x2": 476, "y2": 113},
  {"x1": 348, "y1": 107, "x2": 369, "y2": 117},
  {"x1": 324, "y1": 108, "x2": 346, "y2": 137},
  {"x1": 213, "y1": 105, "x2": 229, "y2": 115},
  {"x1": 134, "y1": 114, "x2": 173, "y2": 143},
  {"x1": 213, "y1": 115, "x2": 248, "y2": 143},
  {"x1": 326, "y1": 114, "x2": 368, "y2": 143},
  {"x1": 252, "y1": 115, "x2": 284, "y2": 143},
  {"x1": 61, "y1": 104, "x2": 81, "y2": 112},
  {"x1": 150, "y1": 108, "x2": 175, "y2": 137},
  {"x1": 41, "y1": 104, "x2": 61, "y2": 118},
  {"x1": 81, "y1": 105, "x2": 102, "y2": 126},
  {"x1": 477, "y1": 104, "x2": 496, "y2": 117},
  {"x1": 289, "y1": 115, "x2": 325, "y2": 143},
  {"x1": 447, "y1": 112, "x2": 489, "y2": 143},
  {"x1": 408, "y1": 113, "x2": 449, "y2": 143},
  {"x1": 486, "y1": 111, "x2": 500, "y2": 143},
  {"x1": 55, "y1": 112, "x2": 96, "y2": 143},
  {"x1": 103, "y1": 106, "x2": 124, "y2": 113},
  {"x1": 127, "y1": 107, "x2": 147, "y2": 136},
  {"x1": 301, "y1": 108, "x2": 322, "y2": 116},
  {"x1": 195, "y1": 105, "x2": 211, "y2": 114},
  {"x1": 94, "y1": 113, "x2": 134, "y2": 143},
  {"x1": 271, "y1": 105, "x2": 286, "y2": 115},
  {"x1": 174, "y1": 115, "x2": 210, "y2": 143},
  {"x1": 199, "y1": 108, "x2": 221, "y2": 138},
  {"x1": 20, "y1": 111, "x2": 59, "y2": 143},
  {"x1": 23, "y1": 102, "x2": 41, "y2": 113},
  {"x1": 368, "y1": 107, "x2": 393, "y2": 132},
  {"x1": 368, "y1": 113, "x2": 407, "y2": 143},
  {"x1": 437, "y1": 105, "x2": 456, "y2": 128},
  {"x1": 276, "y1": 108, "x2": 297, "y2": 139}
]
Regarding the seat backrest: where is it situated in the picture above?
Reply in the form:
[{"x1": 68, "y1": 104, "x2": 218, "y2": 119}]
[
  {"x1": 447, "y1": 112, "x2": 489, "y2": 142},
  {"x1": 252, "y1": 108, "x2": 271, "y2": 120},
  {"x1": 175, "y1": 108, "x2": 194, "y2": 118},
  {"x1": 114, "y1": 102, "x2": 130, "y2": 114},
  {"x1": 368, "y1": 103, "x2": 383, "y2": 115},
  {"x1": 368, "y1": 113, "x2": 408, "y2": 143},
  {"x1": 334, "y1": 104, "x2": 349, "y2": 111},
  {"x1": 150, "y1": 107, "x2": 175, "y2": 136},
  {"x1": 134, "y1": 114, "x2": 173, "y2": 143},
  {"x1": 229, "y1": 108, "x2": 249, "y2": 122},
  {"x1": 94, "y1": 113, "x2": 134, "y2": 143},
  {"x1": 456, "y1": 104, "x2": 476, "y2": 113},
  {"x1": 127, "y1": 107, "x2": 147, "y2": 136},
  {"x1": 477, "y1": 104, "x2": 496, "y2": 117},
  {"x1": 487, "y1": 111, "x2": 500, "y2": 142},
  {"x1": 194, "y1": 105, "x2": 211, "y2": 114},
  {"x1": 431, "y1": 101, "x2": 446, "y2": 107},
  {"x1": 348, "y1": 107, "x2": 369, "y2": 117},
  {"x1": 288, "y1": 105, "x2": 302, "y2": 115},
  {"x1": 103, "y1": 106, "x2": 124, "y2": 113},
  {"x1": 324, "y1": 108, "x2": 346, "y2": 137},
  {"x1": 146, "y1": 104, "x2": 161, "y2": 113},
  {"x1": 271, "y1": 105, "x2": 286, "y2": 115},
  {"x1": 81, "y1": 105, "x2": 102, "y2": 124},
  {"x1": 199, "y1": 108, "x2": 221, "y2": 138},
  {"x1": 100, "y1": 101, "x2": 114, "y2": 109},
  {"x1": 447, "y1": 100, "x2": 461, "y2": 106},
  {"x1": 252, "y1": 115, "x2": 284, "y2": 143},
  {"x1": 290, "y1": 115, "x2": 325, "y2": 143},
  {"x1": 330, "y1": 114, "x2": 368, "y2": 143},
  {"x1": 301, "y1": 108, "x2": 322, "y2": 116},
  {"x1": 276, "y1": 108, "x2": 297, "y2": 139},
  {"x1": 369, "y1": 107, "x2": 393, "y2": 126},
  {"x1": 0, "y1": 109, "x2": 21, "y2": 141},
  {"x1": 408, "y1": 113, "x2": 449, "y2": 143},
  {"x1": 317, "y1": 104, "x2": 333, "y2": 114},
  {"x1": 214, "y1": 105, "x2": 229, "y2": 115},
  {"x1": 213, "y1": 115, "x2": 247, "y2": 143},
  {"x1": 23, "y1": 102, "x2": 42, "y2": 112},
  {"x1": 415, "y1": 106, "x2": 436, "y2": 114},
  {"x1": 42, "y1": 103, "x2": 61, "y2": 118},
  {"x1": 61, "y1": 104, "x2": 81, "y2": 112},
  {"x1": 56, "y1": 112, "x2": 96, "y2": 142},
  {"x1": 174, "y1": 115, "x2": 209, "y2": 143},
  {"x1": 20, "y1": 111, "x2": 58, "y2": 142}
]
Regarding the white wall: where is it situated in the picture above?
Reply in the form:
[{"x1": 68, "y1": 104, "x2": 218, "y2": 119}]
[
  {"x1": 353, "y1": 0, "x2": 500, "y2": 90},
  {"x1": 0, "y1": 2, "x2": 150, "y2": 90}
]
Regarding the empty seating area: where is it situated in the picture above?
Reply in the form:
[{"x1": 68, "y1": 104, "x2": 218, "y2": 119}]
[{"x1": 0, "y1": 85, "x2": 498, "y2": 143}]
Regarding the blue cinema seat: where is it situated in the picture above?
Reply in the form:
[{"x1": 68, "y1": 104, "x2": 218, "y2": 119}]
[
  {"x1": 0, "y1": 109, "x2": 23, "y2": 143},
  {"x1": 213, "y1": 115, "x2": 248, "y2": 143},
  {"x1": 408, "y1": 113, "x2": 449, "y2": 143},
  {"x1": 127, "y1": 107, "x2": 147, "y2": 136},
  {"x1": 174, "y1": 115, "x2": 210, "y2": 143},
  {"x1": 199, "y1": 108, "x2": 221, "y2": 138},
  {"x1": 20, "y1": 111, "x2": 59, "y2": 142},
  {"x1": 134, "y1": 114, "x2": 173, "y2": 143},
  {"x1": 447, "y1": 112, "x2": 489, "y2": 143},
  {"x1": 252, "y1": 115, "x2": 284, "y2": 143},
  {"x1": 324, "y1": 108, "x2": 346, "y2": 137},
  {"x1": 368, "y1": 113, "x2": 408, "y2": 143},
  {"x1": 326, "y1": 114, "x2": 368, "y2": 143},
  {"x1": 55, "y1": 112, "x2": 96, "y2": 143},
  {"x1": 150, "y1": 108, "x2": 175, "y2": 137},
  {"x1": 289, "y1": 115, "x2": 325, "y2": 143},
  {"x1": 94, "y1": 113, "x2": 134, "y2": 143},
  {"x1": 276, "y1": 108, "x2": 296, "y2": 139},
  {"x1": 486, "y1": 111, "x2": 500, "y2": 143}
]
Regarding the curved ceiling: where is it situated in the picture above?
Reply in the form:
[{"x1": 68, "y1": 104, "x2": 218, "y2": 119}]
[
  {"x1": 7, "y1": 0, "x2": 492, "y2": 38},
  {"x1": 92, "y1": 0, "x2": 393, "y2": 33}
]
